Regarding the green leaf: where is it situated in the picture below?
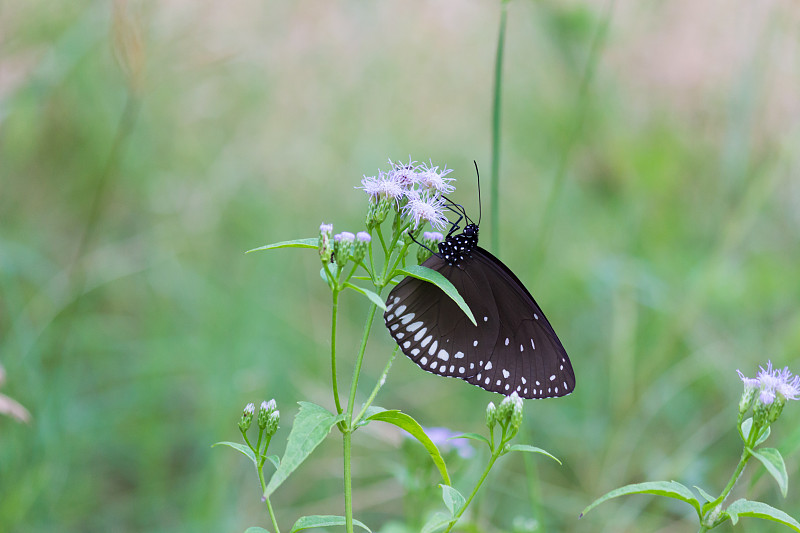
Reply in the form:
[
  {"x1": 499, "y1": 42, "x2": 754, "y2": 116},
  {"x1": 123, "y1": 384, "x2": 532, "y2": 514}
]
[
  {"x1": 420, "y1": 512, "x2": 453, "y2": 533},
  {"x1": 507, "y1": 444, "x2": 562, "y2": 465},
  {"x1": 751, "y1": 447, "x2": 789, "y2": 497},
  {"x1": 343, "y1": 282, "x2": 386, "y2": 310},
  {"x1": 727, "y1": 499, "x2": 800, "y2": 531},
  {"x1": 394, "y1": 266, "x2": 476, "y2": 326},
  {"x1": 355, "y1": 405, "x2": 387, "y2": 427},
  {"x1": 694, "y1": 485, "x2": 715, "y2": 503},
  {"x1": 212, "y1": 441, "x2": 257, "y2": 466},
  {"x1": 451, "y1": 432, "x2": 491, "y2": 448},
  {"x1": 265, "y1": 454, "x2": 280, "y2": 470},
  {"x1": 264, "y1": 402, "x2": 344, "y2": 498},
  {"x1": 580, "y1": 481, "x2": 701, "y2": 518},
  {"x1": 289, "y1": 515, "x2": 372, "y2": 532},
  {"x1": 366, "y1": 410, "x2": 451, "y2": 486},
  {"x1": 244, "y1": 528, "x2": 271, "y2": 533},
  {"x1": 440, "y1": 484, "x2": 466, "y2": 517},
  {"x1": 247, "y1": 238, "x2": 318, "y2": 253},
  {"x1": 741, "y1": 417, "x2": 771, "y2": 445}
]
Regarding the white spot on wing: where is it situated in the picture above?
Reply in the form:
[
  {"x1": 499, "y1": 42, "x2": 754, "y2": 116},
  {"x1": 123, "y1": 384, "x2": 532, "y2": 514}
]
[
  {"x1": 390, "y1": 324, "x2": 399, "y2": 331},
  {"x1": 403, "y1": 341, "x2": 410, "y2": 348},
  {"x1": 550, "y1": 375, "x2": 556, "y2": 381},
  {"x1": 504, "y1": 338, "x2": 509, "y2": 346},
  {"x1": 428, "y1": 340, "x2": 438, "y2": 355},
  {"x1": 531, "y1": 339, "x2": 536, "y2": 350},
  {"x1": 473, "y1": 340, "x2": 478, "y2": 347},
  {"x1": 459, "y1": 367, "x2": 465, "y2": 374},
  {"x1": 414, "y1": 328, "x2": 427, "y2": 341},
  {"x1": 521, "y1": 377, "x2": 526, "y2": 384},
  {"x1": 420, "y1": 356, "x2": 428, "y2": 364},
  {"x1": 407, "y1": 321, "x2": 423, "y2": 332},
  {"x1": 437, "y1": 350, "x2": 449, "y2": 361},
  {"x1": 485, "y1": 361, "x2": 492, "y2": 370},
  {"x1": 483, "y1": 316, "x2": 488, "y2": 322},
  {"x1": 411, "y1": 349, "x2": 419, "y2": 356},
  {"x1": 400, "y1": 313, "x2": 415, "y2": 324},
  {"x1": 502, "y1": 369, "x2": 510, "y2": 378},
  {"x1": 395, "y1": 304, "x2": 407, "y2": 315},
  {"x1": 431, "y1": 361, "x2": 438, "y2": 369},
  {"x1": 454, "y1": 351, "x2": 464, "y2": 359},
  {"x1": 420, "y1": 335, "x2": 432, "y2": 348}
]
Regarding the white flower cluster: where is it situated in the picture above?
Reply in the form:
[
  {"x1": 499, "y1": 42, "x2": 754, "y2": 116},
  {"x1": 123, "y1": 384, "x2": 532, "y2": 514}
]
[{"x1": 358, "y1": 158, "x2": 455, "y2": 231}]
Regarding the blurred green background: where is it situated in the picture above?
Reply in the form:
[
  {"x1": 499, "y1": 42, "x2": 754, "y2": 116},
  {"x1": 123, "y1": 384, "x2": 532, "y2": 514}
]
[{"x1": 2, "y1": 1, "x2": 799, "y2": 532}]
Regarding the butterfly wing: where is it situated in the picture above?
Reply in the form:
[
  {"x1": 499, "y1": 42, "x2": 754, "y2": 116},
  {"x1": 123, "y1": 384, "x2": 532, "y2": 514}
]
[{"x1": 384, "y1": 247, "x2": 575, "y2": 399}]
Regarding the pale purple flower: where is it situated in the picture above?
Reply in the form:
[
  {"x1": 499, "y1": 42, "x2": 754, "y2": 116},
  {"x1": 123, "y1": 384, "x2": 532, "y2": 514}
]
[
  {"x1": 417, "y1": 161, "x2": 455, "y2": 194},
  {"x1": 334, "y1": 232, "x2": 355, "y2": 244},
  {"x1": 387, "y1": 157, "x2": 419, "y2": 188},
  {"x1": 356, "y1": 231, "x2": 371, "y2": 243},
  {"x1": 403, "y1": 189, "x2": 449, "y2": 231},
  {"x1": 738, "y1": 361, "x2": 800, "y2": 406},
  {"x1": 319, "y1": 223, "x2": 333, "y2": 234},
  {"x1": 359, "y1": 171, "x2": 405, "y2": 202},
  {"x1": 416, "y1": 427, "x2": 474, "y2": 458}
]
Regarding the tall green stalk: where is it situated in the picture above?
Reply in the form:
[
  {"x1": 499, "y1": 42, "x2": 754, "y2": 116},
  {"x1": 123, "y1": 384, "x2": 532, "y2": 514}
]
[{"x1": 489, "y1": 0, "x2": 509, "y2": 253}]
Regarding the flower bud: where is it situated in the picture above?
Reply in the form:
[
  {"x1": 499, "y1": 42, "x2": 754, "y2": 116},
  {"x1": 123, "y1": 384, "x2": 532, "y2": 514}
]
[
  {"x1": 239, "y1": 402, "x2": 255, "y2": 432},
  {"x1": 319, "y1": 223, "x2": 333, "y2": 263},
  {"x1": 266, "y1": 410, "x2": 280, "y2": 436},
  {"x1": 509, "y1": 392, "x2": 524, "y2": 433},
  {"x1": 352, "y1": 232, "x2": 371, "y2": 263},
  {"x1": 333, "y1": 232, "x2": 355, "y2": 265},
  {"x1": 417, "y1": 231, "x2": 444, "y2": 263},
  {"x1": 486, "y1": 401, "x2": 497, "y2": 431},
  {"x1": 497, "y1": 395, "x2": 514, "y2": 427},
  {"x1": 258, "y1": 399, "x2": 277, "y2": 429}
]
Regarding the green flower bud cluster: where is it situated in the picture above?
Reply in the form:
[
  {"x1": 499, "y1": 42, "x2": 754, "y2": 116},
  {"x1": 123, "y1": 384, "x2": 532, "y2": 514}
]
[
  {"x1": 486, "y1": 392, "x2": 524, "y2": 440},
  {"x1": 417, "y1": 231, "x2": 444, "y2": 263},
  {"x1": 318, "y1": 223, "x2": 333, "y2": 263}
]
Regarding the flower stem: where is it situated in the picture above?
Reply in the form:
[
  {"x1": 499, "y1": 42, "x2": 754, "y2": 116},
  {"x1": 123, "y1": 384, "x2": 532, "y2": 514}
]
[
  {"x1": 256, "y1": 454, "x2": 280, "y2": 533},
  {"x1": 443, "y1": 449, "x2": 501, "y2": 533},
  {"x1": 343, "y1": 430, "x2": 354, "y2": 533},
  {"x1": 331, "y1": 289, "x2": 343, "y2": 415},
  {"x1": 353, "y1": 345, "x2": 399, "y2": 425}
]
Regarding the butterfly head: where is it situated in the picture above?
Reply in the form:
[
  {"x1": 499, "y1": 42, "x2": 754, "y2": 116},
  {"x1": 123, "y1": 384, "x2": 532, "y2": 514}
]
[{"x1": 439, "y1": 223, "x2": 479, "y2": 266}]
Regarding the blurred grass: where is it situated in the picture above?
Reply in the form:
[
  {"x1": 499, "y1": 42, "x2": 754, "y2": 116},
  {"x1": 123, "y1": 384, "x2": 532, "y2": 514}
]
[{"x1": 2, "y1": 1, "x2": 800, "y2": 532}]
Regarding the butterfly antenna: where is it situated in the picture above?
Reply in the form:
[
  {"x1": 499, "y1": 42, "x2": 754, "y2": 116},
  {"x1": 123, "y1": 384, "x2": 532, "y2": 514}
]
[
  {"x1": 406, "y1": 229, "x2": 440, "y2": 258},
  {"x1": 474, "y1": 160, "x2": 482, "y2": 226}
]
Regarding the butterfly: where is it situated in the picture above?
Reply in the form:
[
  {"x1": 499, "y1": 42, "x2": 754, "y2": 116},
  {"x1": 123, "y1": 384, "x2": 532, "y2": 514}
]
[{"x1": 383, "y1": 209, "x2": 575, "y2": 399}]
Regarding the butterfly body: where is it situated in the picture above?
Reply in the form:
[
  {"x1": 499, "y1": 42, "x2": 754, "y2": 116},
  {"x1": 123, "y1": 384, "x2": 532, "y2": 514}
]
[{"x1": 384, "y1": 224, "x2": 575, "y2": 399}]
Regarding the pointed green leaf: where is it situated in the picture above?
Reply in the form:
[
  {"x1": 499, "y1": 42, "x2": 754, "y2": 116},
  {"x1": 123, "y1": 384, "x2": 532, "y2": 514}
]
[
  {"x1": 727, "y1": 499, "x2": 800, "y2": 531},
  {"x1": 395, "y1": 266, "x2": 476, "y2": 326},
  {"x1": 343, "y1": 282, "x2": 386, "y2": 310},
  {"x1": 741, "y1": 417, "x2": 770, "y2": 445},
  {"x1": 580, "y1": 481, "x2": 701, "y2": 518},
  {"x1": 751, "y1": 447, "x2": 789, "y2": 497},
  {"x1": 355, "y1": 405, "x2": 387, "y2": 427},
  {"x1": 265, "y1": 454, "x2": 280, "y2": 470},
  {"x1": 420, "y1": 512, "x2": 453, "y2": 533},
  {"x1": 440, "y1": 484, "x2": 466, "y2": 517},
  {"x1": 212, "y1": 441, "x2": 257, "y2": 466},
  {"x1": 694, "y1": 485, "x2": 715, "y2": 503},
  {"x1": 289, "y1": 515, "x2": 372, "y2": 532},
  {"x1": 247, "y1": 238, "x2": 318, "y2": 253},
  {"x1": 507, "y1": 444, "x2": 562, "y2": 465},
  {"x1": 264, "y1": 402, "x2": 344, "y2": 498},
  {"x1": 451, "y1": 432, "x2": 491, "y2": 448},
  {"x1": 366, "y1": 410, "x2": 451, "y2": 485}
]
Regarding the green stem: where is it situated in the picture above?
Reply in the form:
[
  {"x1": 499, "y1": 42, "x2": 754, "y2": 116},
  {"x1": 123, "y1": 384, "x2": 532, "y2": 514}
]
[
  {"x1": 353, "y1": 345, "x2": 400, "y2": 425},
  {"x1": 489, "y1": 0, "x2": 508, "y2": 253},
  {"x1": 443, "y1": 449, "x2": 502, "y2": 533},
  {"x1": 713, "y1": 449, "x2": 751, "y2": 507},
  {"x1": 343, "y1": 430, "x2": 354, "y2": 533},
  {"x1": 346, "y1": 304, "x2": 379, "y2": 421},
  {"x1": 331, "y1": 289, "x2": 343, "y2": 415},
  {"x1": 256, "y1": 461, "x2": 280, "y2": 533}
]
